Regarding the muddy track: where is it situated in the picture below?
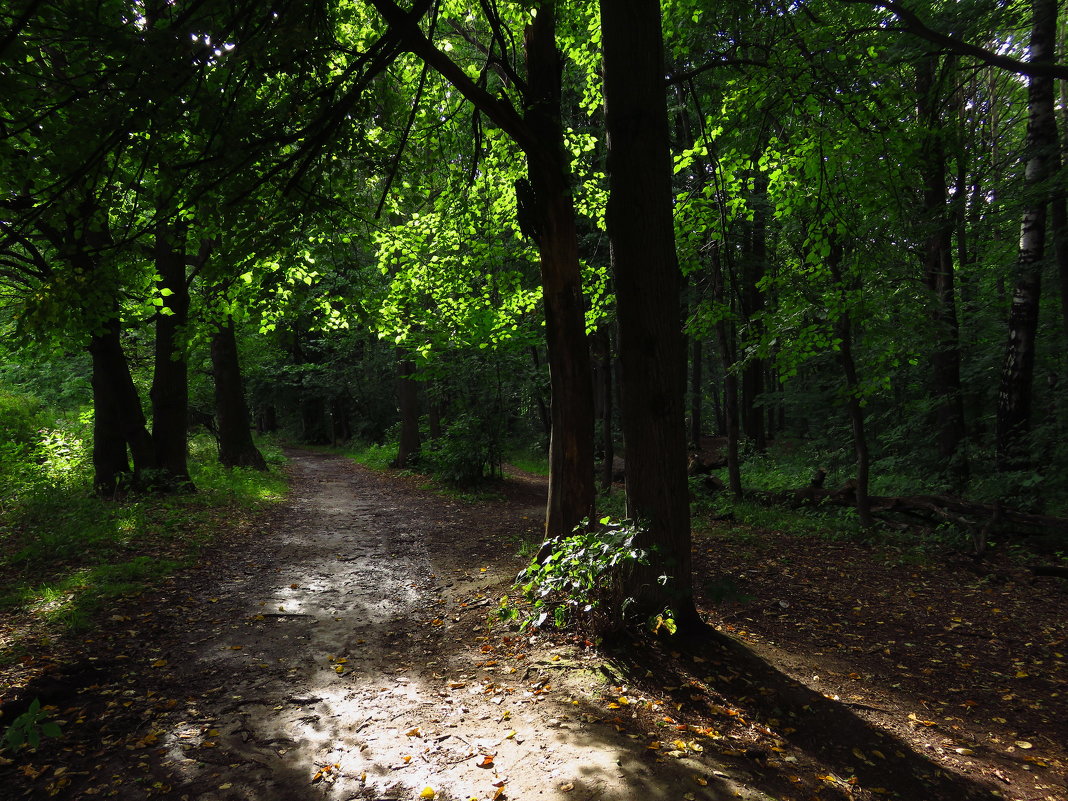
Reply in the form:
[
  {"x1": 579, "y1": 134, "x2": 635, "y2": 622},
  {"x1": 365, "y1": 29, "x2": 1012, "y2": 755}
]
[{"x1": 3, "y1": 450, "x2": 777, "y2": 801}]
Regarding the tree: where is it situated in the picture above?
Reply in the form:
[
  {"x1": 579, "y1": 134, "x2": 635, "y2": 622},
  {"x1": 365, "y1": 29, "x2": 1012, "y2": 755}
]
[
  {"x1": 996, "y1": 0, "x2": 1058, "y2": 473},
  {"x1": 600, "y1": 0, "x2": 698, "y2": 628}
]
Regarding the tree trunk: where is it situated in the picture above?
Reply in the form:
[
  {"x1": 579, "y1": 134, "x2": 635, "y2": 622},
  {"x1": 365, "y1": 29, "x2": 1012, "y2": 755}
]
[
  {"x1": 741, "y1": 171, "x2": 768, "y2": 450},
  {"x1": 600, "y1": 0, "x2": 697, "y2": 629},
  {"x1": 525, "y1": 6, "x2": 595, "y2": 540},
  {"x1": 917, "y1": 52, "x2": 968, "y2": 485},
  {"x1": 88, "y1": 317, "x2": 155, "y2": 492},
  {"x1": 828, "y1": 243, "x2": 874, "y2": 528},
  {"x1": 394, "y1": 349, "x2": 421, "y2": 467},
  {"x1": 211, "y1": 319, "x2": 267, "y2": 470},
  {"x1": 996, "y1": 0, "x2": 1057, "y2": 472},
  {"x1": 596, "y1": 326, "x2": 615, "y2": 492},
  {"x1": 712, "y1": 247, "x2": 743, "y2": 498},
  {"x1": 149, "y1": 230, "x2": 193, "y2": 490},
  {"x1": 89, "y1": 323, "x2": 132, "y2": 495},
  {"x1": 689, "y1": 336, "x2": 703, "y2": 450}
]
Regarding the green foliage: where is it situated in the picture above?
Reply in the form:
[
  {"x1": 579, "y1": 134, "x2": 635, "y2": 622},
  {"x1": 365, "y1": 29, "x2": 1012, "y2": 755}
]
[
  {"x1": 1, "y1": 699, "x2": 62, "y2": 752},
  {"x1": 346, "y1": 440, "x2": 398, "y2": 471},
  {"x1": 508, "y1": 518, "x2": 655, "y2": 632},
  {"x1": 424, "y1": 412, "x2": 504, "y2": 486},
  {"x1": 0, "y1": 422, "x2": 286, "y2": 639}
]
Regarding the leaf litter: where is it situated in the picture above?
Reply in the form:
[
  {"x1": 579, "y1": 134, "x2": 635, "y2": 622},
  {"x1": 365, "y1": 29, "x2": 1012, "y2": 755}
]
[{"x1": 0, "y1": 450, "x2": 1063, "y2": 800}]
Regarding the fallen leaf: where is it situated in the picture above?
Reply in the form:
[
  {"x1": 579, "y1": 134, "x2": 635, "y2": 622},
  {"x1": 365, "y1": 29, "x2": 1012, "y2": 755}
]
[
  {"x1": 560, "y1": 782, "x2": 574, "y2": 792},
  {"x1": 1015, "y1": 741, "x2": 1033, "y2": 750},
  {"x1": 419, "y1": 788, "x2": 436, "y2": 799},
  {"x1": 479, "y1": 754, "x2": 495, "y2": 768}
]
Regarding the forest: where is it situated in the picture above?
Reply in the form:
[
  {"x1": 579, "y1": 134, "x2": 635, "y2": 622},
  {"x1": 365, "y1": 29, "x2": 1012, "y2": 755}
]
[{"x1": 1, "y1": 0, "x2": 1067, "y2": 799}]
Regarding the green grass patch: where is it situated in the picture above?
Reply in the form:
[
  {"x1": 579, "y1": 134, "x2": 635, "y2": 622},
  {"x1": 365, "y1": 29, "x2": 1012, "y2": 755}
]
[
  {"x1": 503, "y1": 445, "x2": 549, "y2": 477},
  {"x1": 343, "y1": 440, "x2": 397, "y2": 471},
  {"x1": 0, "y1": 434, "x2": 288, "y2": 648}
]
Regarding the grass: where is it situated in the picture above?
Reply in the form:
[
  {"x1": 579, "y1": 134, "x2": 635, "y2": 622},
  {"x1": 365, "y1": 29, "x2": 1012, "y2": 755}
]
[
  {"x1": 0, "y1": 434, "x2": 288, "y2": 652},
  {"x1": 503, "y1": 445, "x2": 550, "y2": 477}
]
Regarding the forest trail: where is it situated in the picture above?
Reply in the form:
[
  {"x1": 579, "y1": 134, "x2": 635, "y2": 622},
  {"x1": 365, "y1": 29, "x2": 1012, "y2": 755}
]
[
  {"x1": 1, "y1": 451, "x2": 772, "y2": 800},
  {"x1": 3, "y1": 449, "x2": 1064, "y2": 801}
]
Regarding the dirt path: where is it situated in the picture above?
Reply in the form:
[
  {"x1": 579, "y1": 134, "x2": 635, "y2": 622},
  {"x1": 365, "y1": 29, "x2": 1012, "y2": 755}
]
[
  {"x1": 1, "y1": 451, "x2": 772, "y2": 801},
  {"x1": 3, "y1": 450, "x2": 1063, "y2": 801}
]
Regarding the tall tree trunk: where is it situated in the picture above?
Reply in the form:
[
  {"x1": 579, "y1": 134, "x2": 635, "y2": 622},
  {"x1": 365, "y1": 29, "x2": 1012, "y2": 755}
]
[
  {"x1": 524, "y1": 6, "x2": 595, "y2": 540},
  {"x1": 88, "y1": 316, "x2": 155, "y2": 492},
  {"x1": 741, "y1": 170, "x2": 768, "y2": 450},
  {"x1": 211, "y1": 319, "x2": 267, "y2": 470},
  {"x1": 394, "y1": 349, "x2": 421, "y2": 468},
  {"x1": 690, "y1": 336, "x2": 703, "y2": 450},
  {"x1": 996, "y1": 0, "x2": 1058, "y2": 472},
  {"x1": 917, "y1": 52, "x2": 968, "y2": 485},
  {"x1": 596, "y1": 326, "x2": 615, "y2": 492},
  {"x1": 366, "y1": 0, "x2": 595, "y2": 541},
  {"x1": 827, "y1": 243, "x2": 874, "y2": 528},
  {"x1": 600, "y1": 0, "x2": 697, "y2": 629},
  {"x1": 89, "y1": 324, "x2": 132, "y2": 495},
  {"x1": 149, "y1": 229, "x2": 193, "y2": 490},
  {"x1": 712, "y1": 247, "x2": 743, "y2": 498}
]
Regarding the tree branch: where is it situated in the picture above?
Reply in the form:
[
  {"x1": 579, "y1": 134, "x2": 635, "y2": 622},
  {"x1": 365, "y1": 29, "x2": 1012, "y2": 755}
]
[
  {"x1": 366, "y1": 0, "x2": 537, "y2": 155},
  {"x1": 835, "y1": 0, "x2": 1068, "y2": 80}
]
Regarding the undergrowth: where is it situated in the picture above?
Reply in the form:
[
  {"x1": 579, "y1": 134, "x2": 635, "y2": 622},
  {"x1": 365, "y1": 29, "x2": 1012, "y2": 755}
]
[{"x1": 0, "y1": 415, "x2": 287, "y2": 643}]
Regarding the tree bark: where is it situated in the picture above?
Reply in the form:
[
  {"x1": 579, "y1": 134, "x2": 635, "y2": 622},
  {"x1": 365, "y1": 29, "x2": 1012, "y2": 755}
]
[
  {"x1": 917, "y1": 52, "x2": 968, "y2": 484},
  {"x1": 689, "y1": 336, "x2": 703, "y2": 450},
  {"x1": 211, "y1": 319, "x2": 267, "y2": 470},
  {"x1": 740, "y1": 171, "x2": 768, "y2": 450},
  {"x1": 394, "y1": 349, "x2": 421, "y2": 468},
  {"x1": 827, "y1": 243, "x2": 874, "y2": 528},
  {"x1": 88, "y1": 316, "x2": 155, "y2": 493},
  {"x1": 524, "y1": 5, "x2": 596, "y2": 540},
  {"x1": 711, "y1": 246, "x2": 743, "y2": 498},
  {"x1": 149, "y1": 228, "x2": 193, "y2": 490},
  {"x1": 996, "y1": 0, "x2": 1058, "y2": 472},
  {"x1": 595, "y1": 326, "x2": 615, "y2": 492},
  {"x1": 600, "y1": 0, "x2": 698, "y2": 629}
]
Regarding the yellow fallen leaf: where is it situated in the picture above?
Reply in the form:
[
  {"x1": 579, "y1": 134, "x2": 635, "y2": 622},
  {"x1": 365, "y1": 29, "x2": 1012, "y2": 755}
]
[
  {"x1": 505, "y1": 730, "x2": 517, "y2": 739},
  {"x1": 420, "y1": 788, "x2": 436, "y2": 799},
  {"x1": 403, "y1": 755, "x2": 412, "y2": 764},
  {"x1": 334, "y1": 665, "x2": 345, "y2": 675},
  {"x1": 150, "y1": 659, "x2": 168, "y2": 668},
  {"x1": 560, "y1": 783, "x2": 575, "y2": 792},
  {"x1": 406, "y1": 727, "x2": 422, "y2": 737},
  {"x1": 1015, "y1": 741, "x2": 1033, "y2": 750}
]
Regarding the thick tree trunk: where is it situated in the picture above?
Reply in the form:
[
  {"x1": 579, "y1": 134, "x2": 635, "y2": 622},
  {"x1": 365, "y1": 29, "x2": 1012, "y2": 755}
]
[
  {"x1": 89, "y1": 317, "x2": 155, "y2": 493},
  {"x1": 89, "y1": 324, "x2": 132, "y2": 495},
  {"x1": 149, "y1": 231, "x2": 193, "y2": 490},
  {"x1": 997, "y1": 0, "x2": 1057, "y2": 472},
  {"x1": 394, "y1": 349, "x2": 421, "y2": 468},
  {"x1": 601, "y1": 0, "x2": 697, "y2": 628},
  {"x1": 595, "y1": 326, "x2": 615, "y2": 492},
  {"x1": 917, "y1": 53, "x2": 968, "y2": 484},
  {"x1": 525, "y1": 7, "x2": 595, "y2": 540},
  {"x1": 211, "y1": 319, "x2": 267, "y2": 470}
]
